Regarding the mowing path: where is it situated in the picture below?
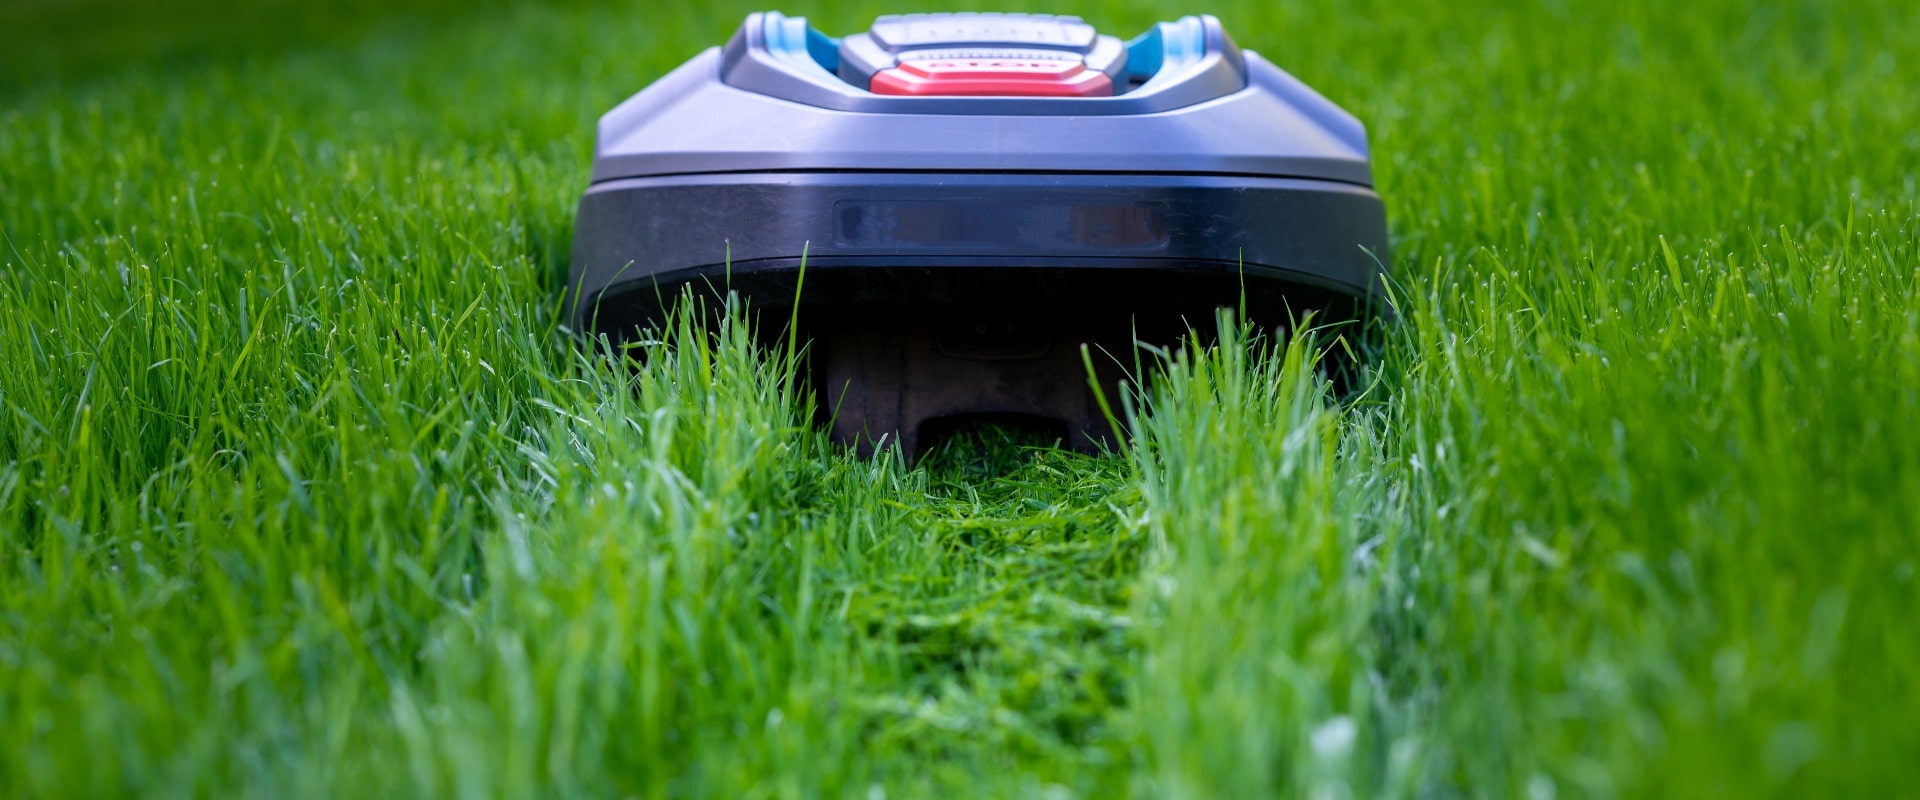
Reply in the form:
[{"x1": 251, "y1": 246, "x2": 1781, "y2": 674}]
[{"x1": 2, "y1": 0, "x2": 1917, "y2": 795}]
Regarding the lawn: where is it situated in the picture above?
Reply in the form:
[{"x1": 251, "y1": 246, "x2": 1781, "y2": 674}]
[{"x1": 2, "y1": 0, "x2": 1917, "y2": 795}]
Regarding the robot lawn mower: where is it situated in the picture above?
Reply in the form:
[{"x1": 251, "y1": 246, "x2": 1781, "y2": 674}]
[{"x1": 569, "y1": 12, "x2": 1389, "y2": 458}]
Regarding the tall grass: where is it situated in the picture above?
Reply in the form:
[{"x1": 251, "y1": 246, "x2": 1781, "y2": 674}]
[
  {"x1": 3, "y1": 0, "x2": 1917, "y2": 794},
  {"x1": 1124, "y1": 316, "x2": 1403, "y2": 797}
]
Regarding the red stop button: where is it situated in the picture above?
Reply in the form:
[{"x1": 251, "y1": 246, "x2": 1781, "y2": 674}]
[{"x1": 871, "y1": 58, "x2": 1114, "y2": 97}]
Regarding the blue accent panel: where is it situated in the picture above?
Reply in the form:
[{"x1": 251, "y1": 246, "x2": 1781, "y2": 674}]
[
  {"x1": 807, "y1": 29, "x2": 841, "y2": 73},
  {"x1": 1124, "y1": 27, "x2": 1164, "y2": 82},
  {"x1": 1159, "y1": 17, "x2": 1208, "y2": 70},
  {"x1": 1125, "y1": 16, "x2": 1206, "y2": 87},
  {"x1": 762, "y1": 12, "x2": 841, "y2": 79}
]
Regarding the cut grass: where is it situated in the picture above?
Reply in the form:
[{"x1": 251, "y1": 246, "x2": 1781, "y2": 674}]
[{"x1": 3, "y1": 0, "x2": 1918, "y2": 795}]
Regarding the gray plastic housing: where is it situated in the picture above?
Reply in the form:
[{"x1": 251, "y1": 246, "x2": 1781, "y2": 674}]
[{"x1": 590, "y1": 14, "x2": 1370, "y2": 183}]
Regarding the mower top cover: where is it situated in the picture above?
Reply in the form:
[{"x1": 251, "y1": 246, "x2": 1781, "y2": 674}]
[{"x1": 569, "y1": 12, "x2": 1389, "y2": 457}]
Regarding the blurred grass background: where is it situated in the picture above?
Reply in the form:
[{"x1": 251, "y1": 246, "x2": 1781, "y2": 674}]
[
  {"x1": 2, "y1": 0, "x2": 1917, "y2": 796},
  {"x1": 0, "y1": 0, "x2": 549, "y2": 92}
]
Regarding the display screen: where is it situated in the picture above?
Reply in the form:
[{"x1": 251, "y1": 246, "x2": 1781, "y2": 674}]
[{"x1": 834, "y1": 200, "x2": 1169, "y2": 250}]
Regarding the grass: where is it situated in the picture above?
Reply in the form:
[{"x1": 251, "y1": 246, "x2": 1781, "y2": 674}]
[{"x1": 2, "y1": 0, "x2": 1917, "y2": 795}]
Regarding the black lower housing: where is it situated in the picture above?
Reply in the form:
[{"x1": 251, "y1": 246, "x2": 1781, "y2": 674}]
[{"x1": 569, "y1": 172, "x2": 1388, "y2": 458}]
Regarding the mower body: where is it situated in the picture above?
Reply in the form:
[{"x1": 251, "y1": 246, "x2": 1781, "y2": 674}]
[{"x1": 570, "y1": 12, "x2": 1388, "y2": 457}]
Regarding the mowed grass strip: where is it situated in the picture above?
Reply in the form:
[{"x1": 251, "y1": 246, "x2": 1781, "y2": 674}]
[{"x1": 2, "y1": 0, "x2": 1917, "y2": 795}]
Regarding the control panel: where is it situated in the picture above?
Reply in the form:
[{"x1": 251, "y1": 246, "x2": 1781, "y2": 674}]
[
  {"x1": 839, "y1": 13, "x2": 1129, "y2": 97},
  {"x1": 718, "y1": 11, "x2": 1248, "y2": 112}
]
